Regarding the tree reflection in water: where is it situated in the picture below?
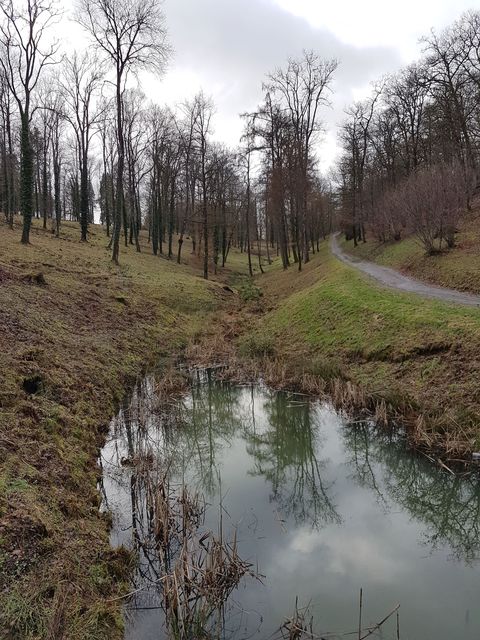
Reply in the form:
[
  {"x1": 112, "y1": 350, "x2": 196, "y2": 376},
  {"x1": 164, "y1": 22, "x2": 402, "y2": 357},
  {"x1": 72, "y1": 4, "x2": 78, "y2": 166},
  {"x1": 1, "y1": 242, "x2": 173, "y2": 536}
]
[
  {"x1": 174, "y1": 378, "x2": 341, "y2": 530},
  {"x1": 103, "y1": 374, "x2": 255, "y2": 634},
  {"x1": 101, "y1": 371, "x2": 480, "y2": 640},
  {"x1": 103, "y1": 374, "x2": 343, "y2": 631},
  {"x1": 243, "y1": 388, "x2": 341, "y2": 528},
  {"x1": 342, "y1": 421, "x2": 480, "y2": 563}
]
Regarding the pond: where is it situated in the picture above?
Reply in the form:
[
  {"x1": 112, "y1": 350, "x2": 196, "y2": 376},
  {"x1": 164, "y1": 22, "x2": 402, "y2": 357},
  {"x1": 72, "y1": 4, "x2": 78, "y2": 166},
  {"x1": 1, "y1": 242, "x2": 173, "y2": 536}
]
[{"x1": 100, "y1": 371, "x2": 480, "y2": 639}]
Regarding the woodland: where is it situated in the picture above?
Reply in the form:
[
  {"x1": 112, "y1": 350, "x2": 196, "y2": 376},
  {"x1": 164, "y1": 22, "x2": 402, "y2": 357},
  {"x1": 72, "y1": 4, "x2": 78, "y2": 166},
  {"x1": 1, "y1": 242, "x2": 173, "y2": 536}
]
[
  {"x1": 2, "y1": 2, "x2": 480, "y2": 639},
  {"x1": 3, "y1": 3, "x2": 479, "y2": 272}
]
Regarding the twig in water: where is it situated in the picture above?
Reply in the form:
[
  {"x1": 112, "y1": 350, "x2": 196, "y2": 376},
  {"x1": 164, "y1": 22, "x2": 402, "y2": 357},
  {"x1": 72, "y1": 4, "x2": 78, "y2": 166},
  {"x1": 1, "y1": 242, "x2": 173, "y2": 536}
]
[
  {"x1": 359, "y1": 604, "x2": 400, "y2": 640},
  {"x1": 358, "y1": 588, "x2": 363, "y2": 640}
]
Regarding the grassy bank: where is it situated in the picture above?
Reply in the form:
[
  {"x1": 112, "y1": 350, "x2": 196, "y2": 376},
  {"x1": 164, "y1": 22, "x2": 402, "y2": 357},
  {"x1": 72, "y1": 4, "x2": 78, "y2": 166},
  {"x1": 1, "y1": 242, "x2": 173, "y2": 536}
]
[
  {"x1": 237, "y1": 242, "x2": 480, "y2": 459},
  {"x1": 338, "y1": 210, "x2": 480, "y2": 294},
  {"x1": 3, "y1": 216, "x2": 480, "y2": 638},
  {"x1": 0, "y1": 220, "x2": 233, "y2": 639}
]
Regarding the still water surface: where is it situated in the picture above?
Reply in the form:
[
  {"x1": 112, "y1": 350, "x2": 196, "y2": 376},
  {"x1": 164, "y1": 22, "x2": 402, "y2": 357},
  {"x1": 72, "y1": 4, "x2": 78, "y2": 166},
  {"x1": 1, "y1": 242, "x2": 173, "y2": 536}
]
[{"x1": 100, "y1": 373, "x2": 480, "y2": 640}]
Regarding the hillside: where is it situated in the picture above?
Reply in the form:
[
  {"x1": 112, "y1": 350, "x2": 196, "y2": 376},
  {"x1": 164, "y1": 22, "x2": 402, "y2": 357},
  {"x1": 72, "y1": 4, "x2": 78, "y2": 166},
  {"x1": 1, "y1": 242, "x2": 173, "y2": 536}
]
[
  {"x1": 2, "y1": 218, "x2": 480, "y2": 638},
  {"x1": 239, "y1": 242, "x2": 480, "y2": 459},
  {"x1": 0, "y1": 219, "x2": 239, "y2": 639},
  {"x1": 339, "y1": 208, "x2": 480, "y2": 295}
]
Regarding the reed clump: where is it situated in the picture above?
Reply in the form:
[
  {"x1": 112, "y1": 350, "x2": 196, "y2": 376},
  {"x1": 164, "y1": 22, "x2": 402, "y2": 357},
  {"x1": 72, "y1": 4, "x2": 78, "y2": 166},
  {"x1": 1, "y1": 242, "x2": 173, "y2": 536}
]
[
  {"x1": 153, "y1": 368, "x2": 191, "y2": 407},
  {"x1": 133, "y1": 466, "x2": 256, "y2": 640},
  {"x1": 163, "y1": 529, "x2": 255, "y2": 639}
]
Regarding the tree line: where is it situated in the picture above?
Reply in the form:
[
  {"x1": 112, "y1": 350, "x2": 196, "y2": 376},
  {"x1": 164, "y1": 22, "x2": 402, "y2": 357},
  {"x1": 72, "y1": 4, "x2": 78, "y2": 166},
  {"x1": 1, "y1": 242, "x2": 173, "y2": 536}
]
[
  {"x1": 338, "y1": 10, "x2": 480, "y2": 254},
  {"x1": 0, "y1": 0, "x2": 336, "y2": 277}
]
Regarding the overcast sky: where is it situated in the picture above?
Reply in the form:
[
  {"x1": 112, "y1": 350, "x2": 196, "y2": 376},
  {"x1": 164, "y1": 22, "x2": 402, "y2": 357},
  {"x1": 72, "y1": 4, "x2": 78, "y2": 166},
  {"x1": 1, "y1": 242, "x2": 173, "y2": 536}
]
[{"x1": 71, "y1": 0, "x2": 477, "y2": 172}]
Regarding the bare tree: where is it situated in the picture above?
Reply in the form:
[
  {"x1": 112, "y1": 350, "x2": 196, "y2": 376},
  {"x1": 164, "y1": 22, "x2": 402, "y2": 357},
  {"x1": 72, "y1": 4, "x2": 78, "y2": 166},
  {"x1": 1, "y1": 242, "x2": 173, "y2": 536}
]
[
  {"x1": 60, "y1": 52, "x2": 104, "y2": 241},
  {"x1": 176, "y1": 99, "x2": 199, "y2": 264},
  {"x1": 403, "y1": 163, "x2": 464, "y2": 253},
  {"x1": 385, "y1": 65, "x2": 430, "y2": 174},
  {"x1": 265, "y1": 51, "x2": 337, "y2": 269},
  {"x1": 0, "y1": 68, "x2": 16, "y2": 228},
  {"x1": 97, "y1": 97, "x2": 116, "y2": 236},
  {"x1": 339, "y1": 88, "x2": 382, "y2": 245},
  {"x1": 0, "y1": 0, "x2": 60, "y2": 243},
  {"x1": 240, "y1": 116, "x2": 256, "y2": 277},
  {"x1": 48, "y1": 96, "x2": 64, "y2": 237},
  {"x1": 192, "y1": 92, "x2": 214, "y2": 280},
  {"x1": 123, "y1": 88, "x2": 151, "y2": 252},
  {"x1": 423, "y1": 27, "x2": 477, "y2": 182},
  {"x1": 37, "y1": 93, "x2": 54, "y2": 229},
  {"x1": 76, "y1": 0, "x2": 169, "y2": 263},
  {"x1": 255, "y1": 94, "x2": 291, "y2": 269}
]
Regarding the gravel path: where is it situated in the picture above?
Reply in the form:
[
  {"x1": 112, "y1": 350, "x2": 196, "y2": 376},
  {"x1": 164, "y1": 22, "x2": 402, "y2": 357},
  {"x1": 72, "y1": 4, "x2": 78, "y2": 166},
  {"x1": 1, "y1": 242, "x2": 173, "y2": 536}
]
[{"x1": 330, "y1": 233, "x2": 480, "y2": 308}]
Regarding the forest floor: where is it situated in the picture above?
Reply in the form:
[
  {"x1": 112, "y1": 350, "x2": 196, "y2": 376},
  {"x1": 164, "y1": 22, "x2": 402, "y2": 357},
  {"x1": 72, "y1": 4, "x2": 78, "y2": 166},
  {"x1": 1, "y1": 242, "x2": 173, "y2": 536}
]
[{"x1": 2, "y1": 218, "x2": 480, "y2": 639}]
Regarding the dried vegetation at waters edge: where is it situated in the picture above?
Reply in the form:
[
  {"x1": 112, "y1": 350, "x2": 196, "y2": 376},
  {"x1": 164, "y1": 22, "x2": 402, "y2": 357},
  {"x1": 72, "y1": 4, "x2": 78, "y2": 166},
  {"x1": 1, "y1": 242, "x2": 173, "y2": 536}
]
[
  {"x1": 152, "y1": 483, "x2": 255, "y2": 638},
  {"x1": 113, "y1": 416, "x2": 398, "y2": 640},
  {"x1": 187, "y1": 242, "x2": 480, "y2": 464},
  {"x1": 275, "y1": 595, "x2": 400, "y2": 640},
  {"x1": 116, "y1": 439, "x2": 258, "y2": 640}
]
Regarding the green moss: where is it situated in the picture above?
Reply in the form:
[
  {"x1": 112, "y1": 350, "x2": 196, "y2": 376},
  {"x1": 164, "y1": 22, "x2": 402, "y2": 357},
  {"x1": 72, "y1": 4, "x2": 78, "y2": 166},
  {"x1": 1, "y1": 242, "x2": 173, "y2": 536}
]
[{"x1": 6, "y1": 478, "x2": 31, "y2": 494}]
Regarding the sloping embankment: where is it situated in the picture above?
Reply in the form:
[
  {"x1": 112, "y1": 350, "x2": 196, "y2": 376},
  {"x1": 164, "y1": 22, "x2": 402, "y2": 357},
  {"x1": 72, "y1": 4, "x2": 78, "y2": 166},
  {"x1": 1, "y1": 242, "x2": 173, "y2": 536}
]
[
  {"x1": 238, "y1": 243, "x2": 480, "y2": 460},
  {"x1": 0, "y1": 221, "x2": 227, "y2": 639}
]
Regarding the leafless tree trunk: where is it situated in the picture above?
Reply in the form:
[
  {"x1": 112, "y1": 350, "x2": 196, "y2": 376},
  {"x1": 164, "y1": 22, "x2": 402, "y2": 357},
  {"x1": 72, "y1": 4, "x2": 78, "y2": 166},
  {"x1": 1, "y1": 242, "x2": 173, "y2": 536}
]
[
  {"x1": 77, "y1": 0, "x2": 169, "y2": 263},
  {"x1": 0, "y1": 0, "x2": 60, "y2": 244}
]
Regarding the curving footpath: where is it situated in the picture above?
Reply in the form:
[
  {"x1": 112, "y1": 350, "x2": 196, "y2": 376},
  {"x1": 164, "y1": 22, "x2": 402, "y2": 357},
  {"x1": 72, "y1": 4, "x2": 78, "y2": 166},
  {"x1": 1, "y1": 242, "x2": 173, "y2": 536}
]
[{"x1": 330, "y1": 233, "x2": 480, "y2": 308}]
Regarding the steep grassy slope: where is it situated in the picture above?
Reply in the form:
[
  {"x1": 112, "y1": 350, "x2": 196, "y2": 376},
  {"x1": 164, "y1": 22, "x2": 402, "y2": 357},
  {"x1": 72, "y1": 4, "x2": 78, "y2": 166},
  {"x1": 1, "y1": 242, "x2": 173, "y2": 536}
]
[
  {"x1": 0, "y1": 220, "x2": 232, "y2": 639},
  {"x1": 242, "y1": 243, "x2": 480, "y2": 457}
]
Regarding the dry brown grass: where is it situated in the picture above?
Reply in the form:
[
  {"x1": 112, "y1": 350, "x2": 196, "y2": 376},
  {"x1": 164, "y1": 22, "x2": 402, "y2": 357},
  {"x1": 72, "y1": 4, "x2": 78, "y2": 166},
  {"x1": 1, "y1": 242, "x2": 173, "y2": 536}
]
[
  {"x1": 129, "y1": 465, "x2": 256, "y2": 640},
  {"x1": 184, "y1": 240, "x2": 480, "y2": 466},
  {"x1": 0, "y1": 217, "x2": 240, "y2": 639}
]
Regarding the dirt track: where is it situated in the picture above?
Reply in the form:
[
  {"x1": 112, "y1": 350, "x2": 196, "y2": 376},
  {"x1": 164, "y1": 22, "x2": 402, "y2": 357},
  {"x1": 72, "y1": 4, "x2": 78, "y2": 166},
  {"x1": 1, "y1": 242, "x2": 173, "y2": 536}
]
[{"x1": 330, "y1": 234, "x2": 480, "y2": 307}]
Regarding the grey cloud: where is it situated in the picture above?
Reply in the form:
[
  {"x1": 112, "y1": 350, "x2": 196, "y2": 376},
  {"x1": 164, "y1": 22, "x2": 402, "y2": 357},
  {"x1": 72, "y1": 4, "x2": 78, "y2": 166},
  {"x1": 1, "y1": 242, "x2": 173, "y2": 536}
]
[{"x1": 162, "y1": 0, "x2": 402, "y2": 151}]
